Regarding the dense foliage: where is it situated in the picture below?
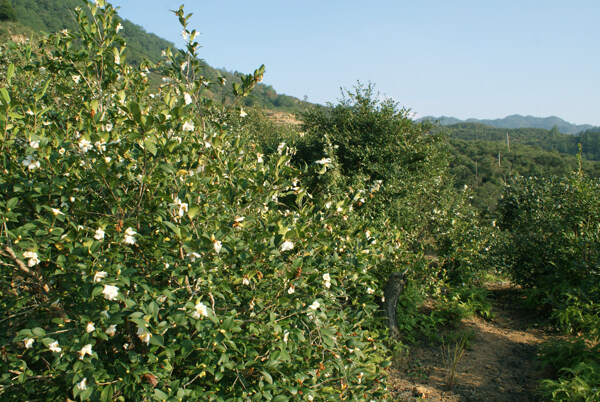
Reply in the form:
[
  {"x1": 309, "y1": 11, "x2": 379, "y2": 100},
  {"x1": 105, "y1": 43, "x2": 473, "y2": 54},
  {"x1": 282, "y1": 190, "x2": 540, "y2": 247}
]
[
  {"x1": 443, "y1": 122, "x2": 600, "y2": 162},
  {"x1": 289, "y1": 85, "x2": 496, "y2": 304},
  {"x1": 448, "y1": 138, "x2": 600, "y2": 211},
  {"x1": 0, "y1": 2, "x2": 399, "y2": 399},
  {"x1": 0, "y1": 0, "x2": 17, "y2": 22},
  {"x1": 495, "y1": 172, "x2": 600, "y2": 400}
]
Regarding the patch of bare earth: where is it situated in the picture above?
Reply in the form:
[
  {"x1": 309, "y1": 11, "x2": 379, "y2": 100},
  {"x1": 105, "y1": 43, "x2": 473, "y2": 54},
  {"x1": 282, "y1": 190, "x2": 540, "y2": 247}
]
[
  {"x1": 388, "y1": 282, "x2": 563, "y2": 401},
  {"x1": 264, "y1": 110, "x2": 300, "y2": 126}
]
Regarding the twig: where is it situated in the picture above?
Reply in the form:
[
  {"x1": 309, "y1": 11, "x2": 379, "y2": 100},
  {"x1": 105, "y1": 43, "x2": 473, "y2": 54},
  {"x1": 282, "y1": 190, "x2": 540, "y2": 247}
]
[{"x1": 1, "y1": 246, "x2": 50, "y2": 298}]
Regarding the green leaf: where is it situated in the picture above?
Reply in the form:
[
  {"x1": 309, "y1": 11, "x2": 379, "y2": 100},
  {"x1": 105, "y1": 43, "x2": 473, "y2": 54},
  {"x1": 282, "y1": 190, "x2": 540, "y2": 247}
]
[
  {"x1": 32, "y1": 327, "x2": 46, "y2": 337},
  {"x1": 148, "y1": 301, "x2": 159, "y2": 318},
  {"x1": 100, "y1": 385, "x2": 114, "y2": 401},
  {"x1": 144, "y1": 139, "x2": 157, "y2": 156},
  {"x1": 222, "y1": 317, "x2": 234, "y2": 331},
  {"x1": 261, "y1": 371, "x2": 273, "y2": 385},
  {"x1": 35, "y1": 80, "x2": 51, "y2": 102},
  {"x1": 0, "y1": 88, "x2": 10, "y2": 105},
  {"x1": 153, "y1": 388, "x2": 168, "y2": 400},
  {"x1": 6, "y1": 64, "x2": 14, "y2": 85},
  {"x1": 7, "y1": 197, "x2": 18, "y2": 209},
  {"x1": 150, "y1": 333, "x2": 164, "y2": 347},
  {"x1": 188, "y1": 206, "x2": 199, "y2": 218}
]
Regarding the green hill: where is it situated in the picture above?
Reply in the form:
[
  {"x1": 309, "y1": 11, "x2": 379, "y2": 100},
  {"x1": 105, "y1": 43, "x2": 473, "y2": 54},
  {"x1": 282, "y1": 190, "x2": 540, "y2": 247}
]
[
  {"x1": 1, "y1": 0, "x2": 307, "y2": 112},
  {"x1": 438, "y1": 122, "x2": 600, "y2": 161}
]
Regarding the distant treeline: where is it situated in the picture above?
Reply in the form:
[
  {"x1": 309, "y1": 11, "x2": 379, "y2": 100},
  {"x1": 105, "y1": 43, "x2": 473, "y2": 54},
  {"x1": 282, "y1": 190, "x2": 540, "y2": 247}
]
[
  {"x1": 439, "y1": 123, "x2": 600, "y2": 211},
  {"x1": 438, "y1": 123, "x2": 600, "y2": 161}
]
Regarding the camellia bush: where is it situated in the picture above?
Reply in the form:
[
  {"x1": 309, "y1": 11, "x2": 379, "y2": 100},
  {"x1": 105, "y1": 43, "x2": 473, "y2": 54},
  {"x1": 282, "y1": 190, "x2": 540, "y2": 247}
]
[
  {"x1": 0, "y1": 1, "x2": 398, "y2": 399},
  {"x1": 496, "y1": 172, "x2": 600, "y2": 401},
  {"x1": 497, "y1": 172, "x2": 600, "y2": 312}
]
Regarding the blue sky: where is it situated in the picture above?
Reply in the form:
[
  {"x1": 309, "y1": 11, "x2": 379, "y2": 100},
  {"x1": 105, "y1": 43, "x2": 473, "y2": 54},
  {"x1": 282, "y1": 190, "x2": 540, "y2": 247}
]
[{"x1": 111, "y1": 1, "x2": 600, "y2": 125}]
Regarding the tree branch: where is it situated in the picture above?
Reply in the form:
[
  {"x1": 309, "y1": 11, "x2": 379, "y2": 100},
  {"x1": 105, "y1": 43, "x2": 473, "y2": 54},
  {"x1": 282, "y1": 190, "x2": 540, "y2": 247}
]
[{"x1": 1, "y1": 245, "x2": 51, "y2": 298}]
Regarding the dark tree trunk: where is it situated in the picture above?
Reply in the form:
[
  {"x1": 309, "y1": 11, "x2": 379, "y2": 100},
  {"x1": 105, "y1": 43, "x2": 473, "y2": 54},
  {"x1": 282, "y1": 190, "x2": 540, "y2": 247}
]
[{"x1": 382, "y1": 270, "x2": 407, "y2": 338}]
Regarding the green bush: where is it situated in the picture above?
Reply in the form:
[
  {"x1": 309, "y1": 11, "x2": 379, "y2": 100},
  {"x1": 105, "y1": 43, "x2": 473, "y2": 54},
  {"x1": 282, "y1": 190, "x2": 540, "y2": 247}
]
[
  {"x1": 0, "y1": 2, "x2": 394, "y2": 399},
  {"x1": 496, "y1": 173, "x2": 600, "y2": 322}
]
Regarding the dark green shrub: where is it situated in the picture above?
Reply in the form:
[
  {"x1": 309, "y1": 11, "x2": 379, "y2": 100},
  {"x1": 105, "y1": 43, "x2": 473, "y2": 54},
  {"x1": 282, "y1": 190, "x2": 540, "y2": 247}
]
[
  {"x1": 0, "y1": 0, "x2": 17, "y2": 22},
  {"x1": 495, "y1": 172, "x2": 600, "y2": 341}
]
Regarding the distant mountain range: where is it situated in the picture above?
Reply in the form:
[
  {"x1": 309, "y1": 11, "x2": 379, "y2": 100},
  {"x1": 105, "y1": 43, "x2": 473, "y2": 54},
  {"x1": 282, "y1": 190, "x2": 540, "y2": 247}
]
[{"x1": 418, "y1": 114, "x2": 597, "y2": 135}]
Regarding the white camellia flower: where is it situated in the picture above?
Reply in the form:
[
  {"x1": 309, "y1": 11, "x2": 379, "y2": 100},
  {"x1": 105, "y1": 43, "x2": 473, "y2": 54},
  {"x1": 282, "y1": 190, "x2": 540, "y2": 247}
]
[
  {"x1": 102, "y1": 284, "x2": 119, "y2": 301},
  {"x1": 323, "y1": 273, "x2": 331, "y2": 289},
  {"x1": 240, "y1": 108, "x2": 247, "y2": 117},
  {"x1": 29, "y1": 140, "x2": 40, "y2": 149},
  {"x1": 72, "y1": 75, "x2": 81, "y2": 83},
  {"x1": 94, "y1": 140, "x2": 106, "y2": 152},
  {"x1": 24, "y1": 338, "x2": 34, "y2": 349},
  {"x1": 316, "y1": 158, "x2": 332, "y2": 165},
  {"x1": 48, "y1": 341, "x2": 62, "y2": 353},
  {"x1": 123, "y1": 227, "x2": 137, "y2": 245},
  {"x1": 137, "y1": 327, "x2": 151, "y2": 344},
  {"x1": 22, "y1": 155, "x2": 41, "y2": 171},
  {"x1": 182, "y1": 120, "x2": 194, "y2": 131},
  {"x1": 173, "y1": 197, "x2": 188, "y2": 217},
  {"x1": 23, "y1": 251, "x2": 40, "y2": 267},
  {"x1": 51, "y1": 208, "x2": 64, "y2": 216},
  {"x1": 79, "y1": 344, "x2": 93, "y2": 359},
  {"x1": 193, "y1": 302, "x2": 208, "y2": 318},
  {"x1": 367, "y1": 287, "x2": 375, "y2": 295},
  {"x1": 280, "y1": 240, "x2": 294, "y2": 252},
  {"x1": 105, "y1": 325, "x2": 117, "y2": 337},
  {"x1": 283, "y1": 330, "x2": 289, "y2": 343},
  {"x1": 287, "y1": 285, "x2": 295, "y2": 294},
  {"x1": 257, "y1": 153, "x2": 264, "y2": 163},
  {"x1": 277, "y1": 142, "x2": 286, "y2": 154},
  {"x1": 186, "y1": 251, "x2": 201, "y2": 262},
  {"x1": 116, "y1": 23, "x2": 123, "y2": 33},
  {"x1": 242, "y1": 277, "x2": 250, "y2": 286},
  {"x1": 93, "y1": 271, "x2": 107, "y2": 282},
  {"x1": 79, "y1": 138, "x2": 92, "y2": 153},
  {"x1": 86, "y1": 322, "x2": 95, "y2": 333},
  {"x1": 213, "y1": 240, "x2": 222, "y2": 254},
  {"x1": 184, "y1": 93, "x2": 192, "y2": 105},
  {"x1": 94, "y1": 227, "x2": 105, "y2": 241},
  {"x1": 114, "y1": 54, "x2": 121, "y2": 65},
  {"x1": 309, "y1": 300, "x2": 320, "y2": 310},
  {"x1": 77, "y1": 378, "x2": 88, "y2": 391}
]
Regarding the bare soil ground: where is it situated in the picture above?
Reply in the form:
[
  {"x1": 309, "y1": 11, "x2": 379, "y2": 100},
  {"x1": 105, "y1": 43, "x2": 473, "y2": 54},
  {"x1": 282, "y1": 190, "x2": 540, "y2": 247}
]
[{"x1": 388, "y1": 282, "x2": 564, "y2": 401}]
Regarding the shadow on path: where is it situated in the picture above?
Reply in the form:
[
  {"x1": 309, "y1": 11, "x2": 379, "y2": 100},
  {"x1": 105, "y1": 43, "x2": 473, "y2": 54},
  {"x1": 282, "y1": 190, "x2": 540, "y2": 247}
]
[{"x1": 388, "y1": 282, "x2": 562, "y2": 401}]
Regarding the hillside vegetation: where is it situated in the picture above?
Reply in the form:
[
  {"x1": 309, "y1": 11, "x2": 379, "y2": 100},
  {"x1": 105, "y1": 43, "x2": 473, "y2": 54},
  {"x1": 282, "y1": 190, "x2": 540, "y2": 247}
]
[
  {"x1": 1, "y1": 0, "x2": 306, "y2": 112},
  {"x1": 0, "y1": 1, "x2": 598, "y2": 400}
]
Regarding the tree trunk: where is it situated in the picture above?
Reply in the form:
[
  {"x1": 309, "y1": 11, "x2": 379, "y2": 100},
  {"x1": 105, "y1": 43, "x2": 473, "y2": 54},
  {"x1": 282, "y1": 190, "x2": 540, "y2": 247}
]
[{"x1": 382, "y1": 270, "x2": 407, "y2": 338}]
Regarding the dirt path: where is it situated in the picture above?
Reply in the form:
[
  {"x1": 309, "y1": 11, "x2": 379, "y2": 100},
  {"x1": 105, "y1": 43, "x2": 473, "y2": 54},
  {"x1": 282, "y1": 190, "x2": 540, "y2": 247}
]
[{"x1": 388, "y1": 282, "x2": 562, "y2": 401}]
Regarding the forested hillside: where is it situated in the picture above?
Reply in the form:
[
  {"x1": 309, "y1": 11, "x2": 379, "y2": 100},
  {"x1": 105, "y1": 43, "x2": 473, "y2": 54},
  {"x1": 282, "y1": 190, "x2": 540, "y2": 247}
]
[
  {"x1": 433, "y1": 123, "x2": 600, "y2": 210},
  {"x1": 1, "y1": 0, "x2": 305, "y2": 111},
  {"x1": 440, "y1": 122, "x2": 600, "y2": 160}
]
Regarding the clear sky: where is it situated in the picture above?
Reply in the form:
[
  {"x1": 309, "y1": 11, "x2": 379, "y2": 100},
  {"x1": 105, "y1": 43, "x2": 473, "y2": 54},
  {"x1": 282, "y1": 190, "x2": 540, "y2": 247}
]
[{"x1": 110, "y1": 0, "x2": 600, "y2": 126}]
